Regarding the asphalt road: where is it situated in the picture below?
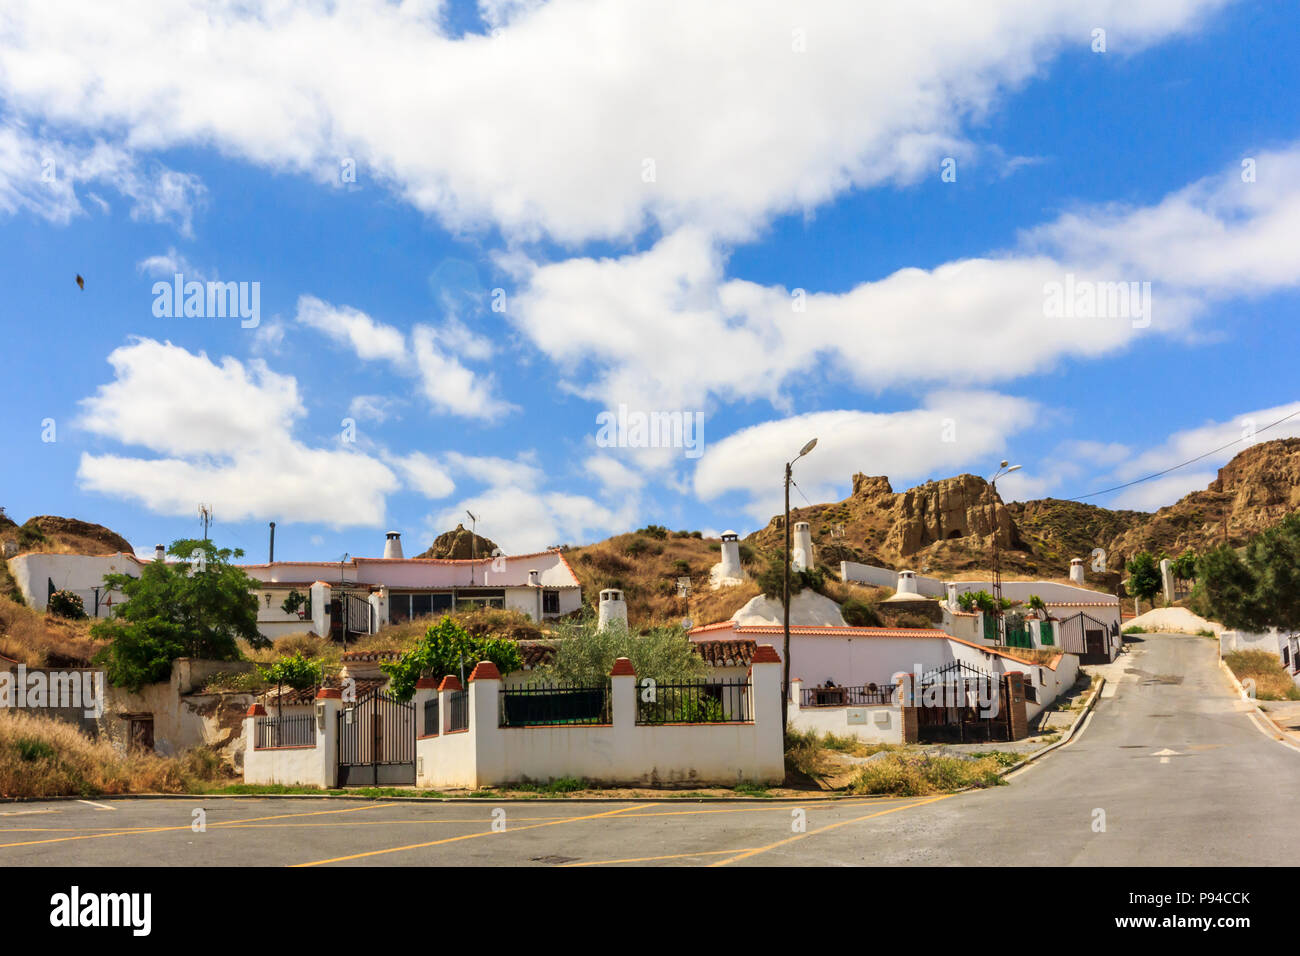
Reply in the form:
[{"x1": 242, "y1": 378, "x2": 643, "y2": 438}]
[{"x1": 3, "y1": 633, "x2": 1296, "y2": 867}]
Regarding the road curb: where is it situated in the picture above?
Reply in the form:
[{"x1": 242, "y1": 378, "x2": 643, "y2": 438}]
[
  {"x1": 0, "y1": 790, "x2": 886, "y2": 806},
  {"x1": 998, "y1": 674, "x2": 1105, "y2": 778},
  {"x1": 1219, "y1": 656, "x2": 1300, "y2": 744}
]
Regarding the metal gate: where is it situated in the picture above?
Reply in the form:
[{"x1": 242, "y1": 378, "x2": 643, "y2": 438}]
[
  {"x1": 915, "y1": 661, "x2": 1010, "y2": 743},
  {"x1": 337, "y1": 690, "x2": 415, "y2": 786},
  {"x1": 1056, "y1": 612, "x2": 1116, "y2": 664},
  {"x1": 330, "y1": 591, "x2": 373, "y2": 645}
]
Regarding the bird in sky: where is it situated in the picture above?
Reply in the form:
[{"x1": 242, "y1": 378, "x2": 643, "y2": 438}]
[{"x1": 75, "y1": 274, "x2": 84, "y2": 290}]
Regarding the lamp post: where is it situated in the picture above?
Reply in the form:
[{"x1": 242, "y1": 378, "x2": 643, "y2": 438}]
[
  {"x1": 987, "y1": 461, "x2": 1021, "y2": 641},
  {"x1": 782, "y1": 437, "x2": 818, "y2": 730}
]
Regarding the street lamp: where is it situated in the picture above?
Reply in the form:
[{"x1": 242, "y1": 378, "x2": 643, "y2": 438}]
[
  {"x1": 987, "y1": 461, "x2": 1021, "y2": 641},
  {"x1": 782, "y1": 437, "x2": 818, "y2": 729}
]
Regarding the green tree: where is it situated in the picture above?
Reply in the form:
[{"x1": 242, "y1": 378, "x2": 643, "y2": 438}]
[
  {"x1": 531, "y1": 613, "x2": 707, "y2": 686},
  {"x1": 1125, "y1": 551, "x2": 1163, "y2": 604},
  {"x1": 91, "y1": 539, "x2": 265, "y2": 690},
  {"x1": 1193, "y1": 544, "x2": 1264, "y2": 630},
  {"x1": 755, "y1": 554, "x2": 823, "y2": 601},
  {"x1": 1026, "y1": 594, "x2": 1047, "y2": 619},
  {"x1": 381, "y1": 616, "x2": 523, "y2": 702},
  {"x1": 1170, "y1": 549, "x2": 1197, "y2": 583}
]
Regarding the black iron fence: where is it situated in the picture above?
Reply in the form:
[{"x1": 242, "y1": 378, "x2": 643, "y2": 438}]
[
  {"x1": 500, "y1": 683, "x2": 610, "y2": 726},
  {"x1": 800, "y1": 683, "x2": 896, "y2": 707},
  {"x1": 254, "y1": 712, "x2": 316, "y2": 749},
  {"x1": 445, "y1": 689, "x2": 469, "y2": 732},
  {"x1": 423, "y1": 695, "x2": 439, "y2": 736},
  {"x1": 637, "y1": 679, "x2": 750, "y2": 724}
]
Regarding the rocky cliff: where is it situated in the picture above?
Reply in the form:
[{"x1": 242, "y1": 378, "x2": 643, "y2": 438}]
[{"x1": 417, "y1": 523, "x2": 501, "y2": 560}]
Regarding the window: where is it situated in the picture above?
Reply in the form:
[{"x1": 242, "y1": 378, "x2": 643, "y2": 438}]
[
  {"x1": 389, "y1": 594, "x2": 411, "y2": 624},
  {"x1": 412, "y1": 593, "x2": 432, "y2": 619},
  {"x1": 456, "y1": 589, "x2": 504, "y2": 610},
  {"x1": 1285, "y1": 647, "x2": 1291, "y2": 667},
  {"x1": 542, "y1": 589, "x2": 560, "y2": 614}
]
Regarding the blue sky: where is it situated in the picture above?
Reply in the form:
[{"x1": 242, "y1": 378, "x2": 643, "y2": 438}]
[{"x1": 2, "y1": 0, "x2": 1298, "y2": 561}]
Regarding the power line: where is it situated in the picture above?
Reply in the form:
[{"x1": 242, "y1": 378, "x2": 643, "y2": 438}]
[{"x1": 1066, "y1": 406, "x2": 1300, "y2": 503}]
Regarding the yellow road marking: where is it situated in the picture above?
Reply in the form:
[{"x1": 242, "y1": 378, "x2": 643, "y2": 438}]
[
  {"x1": 292, "y1": 803, "x2": 644, "y2": 867},
  {"x1": 0, "y1": 802, "x2": 398, "y2": 850},
  {"x1": 708, "y1": 794, "x2": 953, "y2": 866},
  {"x1": 563, "y1": 847, "x2": 758, "y2": 866}
]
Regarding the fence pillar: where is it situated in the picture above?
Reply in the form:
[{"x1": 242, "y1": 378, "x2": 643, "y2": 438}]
[
  {"x1": 468, "y1": 662, "x2": 501, "y2": 788},
  {"x1": 309, "y1": 580, "x2": 332, "y2": 638},
  {"x1": 749, "y1": 645, "x2": 785, "y2": 782},
  {"x1": 610, "y1": 657, "x2": 636, "y2": 728},
  {"x1": 1001, "y1": 673, "x2": 1028, "y2": 740},
  {"x1": 243, "y1": 703, "x2": 266, "y2": 773},
  {"x1": 315, "y1": 687, "x2": 341, "y2": 788},
  {"x1": 789, "y1": 677, "x2": 803, "y2": 714}
]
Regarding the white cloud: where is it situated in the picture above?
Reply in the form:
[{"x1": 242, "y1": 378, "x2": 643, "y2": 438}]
[
  {"x1": 694, "y1": 391, "x2": 1040, "y2": 523},
  {"x1": 0, "y1": 0, "x2": 1227, "y2": 242},
  {"x1": 74, "y1": 339, "x2": 400, "y2": 526},
  {"x1": 507, "y1": 146, "x2": 1300, "y2": 413},
  {"x1": 390, "y1": 451, "x2": 456, "y2": 499},
  {"x1": 585, "y1": 453, "x2": 647, "y2": 495},
  {"x1": 348, "y1": 394, "x2": 403, "y2": 424},
  {"x1": 1095, "y1": 400, "x2": 1300, "y2": 510},
  {"x1": 136, "y1": 247, "x2": 205, "y2": 279},
  {"x1": 292, "y1": 295, "x2": 514, "y2": 421},
  {"x1": 0, "y1": 122, "x2": 205, "y2": 233},
  {"x1": 296, "y1": 295, "x2": 408, "y2": 364}
]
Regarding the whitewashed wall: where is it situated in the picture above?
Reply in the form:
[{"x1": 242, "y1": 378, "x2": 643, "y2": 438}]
[
  {"x1": 841, "y1": 561, "x2": 946, "y2": 596},
  {"x1": 415, "y1": 655, "x2": 785, "y2": 789},
  {"x1": 787, "y1": 678, "x2": 903, "y2": 744}
]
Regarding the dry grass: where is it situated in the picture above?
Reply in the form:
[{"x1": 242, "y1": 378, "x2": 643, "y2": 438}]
[
  {"x1": 991, "y1": 646, "x2": 1062, "y2": 666},
  {"x1": 0, "y1": 595, "x2": 103, "y2": 667},
  {"x1": 0, "y1": 710, "x2": 235, "y2": 798},
  {"x1": 848, "y1": 752, "x2": 1015, "y2": 796},
  {"x1": 688, "y1": 580, "x2": 761, "y2": 627},
  {"x1": 1224, "y1": 650, "x2": 1300, "y2": 701},
  {"x1": 567, "y1": 533, "x2": 749, "y2": 628}
]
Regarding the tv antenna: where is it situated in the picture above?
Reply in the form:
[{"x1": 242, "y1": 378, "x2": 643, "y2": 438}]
[
  {"x1": 198, "y1": 504, "x2": 213, "y2": 541},
  {"x1": 466, "y1": 509, "x2": 479, "y2": 585}
]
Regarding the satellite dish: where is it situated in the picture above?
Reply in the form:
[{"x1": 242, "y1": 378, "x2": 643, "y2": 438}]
[{"x1": 681, "y1": 618, "x2": 694, "y2": 631}]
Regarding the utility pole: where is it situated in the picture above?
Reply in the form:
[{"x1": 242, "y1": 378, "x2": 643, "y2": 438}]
[
  {"x1": 782, "y1": 437, "x2": 818, "y2": 731},
  {"x1": 987, "y1": 461, "x2": 1021, "y2": 643}
]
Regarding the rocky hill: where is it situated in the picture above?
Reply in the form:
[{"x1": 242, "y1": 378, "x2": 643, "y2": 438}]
[
  {"x1": 0, "y1": 510, "x2": 132, "y2": 557},
  {"x1": 416, "y1": 523, "x2": 500, "y2": 560}
]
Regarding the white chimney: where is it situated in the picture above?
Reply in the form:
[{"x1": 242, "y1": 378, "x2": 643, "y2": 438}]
[
  {"x1": 896, "y1": 570, "x2": 918, "y2": 596},
  {"x1": 1069, "y1": 558, "x2": 1085, "y2": 584},
  {"x1": 384, "y1": 531, "x2": 403, "y2": 560},
  {"x1": 528, "y1": 569, "x2": 540, "y2": 587},
  {"x1": 719, "y1": 531, "x2": 742, "y2": 578},
  {"x1": 598, "y1": 588, "x2": 628, "y2": 630},
  {"x1": 154, "y1": 544, "x2": 165, "y2": 562},
  {"x1": 792, "y1": 521, "x2": 813, "y2": 572}
]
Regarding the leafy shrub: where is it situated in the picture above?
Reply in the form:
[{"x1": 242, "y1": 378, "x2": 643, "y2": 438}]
[
  {"x1": 47, "y1": 589, "x2": 86, "y2": 620},
  {"x1": 637, "y1": 525, "x2": 669, "y2": 539},
  {"x1": 840, "y1": 598, "x2": 881, "y2": 627},
  {"x1": 623, "y1": 538, "x2": 648, "y2": 557}
]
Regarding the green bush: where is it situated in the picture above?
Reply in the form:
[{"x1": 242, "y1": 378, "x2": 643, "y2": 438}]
[{"x1": 47, "y1": 589, "x2": 86, "y2": 620}]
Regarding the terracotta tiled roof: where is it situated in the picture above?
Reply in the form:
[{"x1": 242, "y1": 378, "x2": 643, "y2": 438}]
[
  {"x1": 692, "y1": 639, "x2": 757, "y2": 666},
  {"x1": 690, "y1": 622, "x2": 952, "y2": 640},
  {"x1": 341, "y1": 649, "x2": 401, "y2": 662},
  {"x1": 262, "y1": 677, "x2": 386, "y2": 706},
  {"x1": 1044, "y1": 601, "x2": 1120, "y2": 607}
]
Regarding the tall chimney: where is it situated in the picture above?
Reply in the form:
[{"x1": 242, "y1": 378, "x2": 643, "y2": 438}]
[
  {"x1": 384, "y1": 531, "x2": 404, "y2": 560},
  {"x1": 719, "y1": 531, "x2": 742, "y2": 579},
  {"x1": 268, "y1": 522, "x2": 276, "y2": 563},
  {"x1": 527, "y1": 569, "x2": 540, "y2": 587},
  {"x1": 598, "y1": 588, "x2": 628, "y2": 630},
  {"x1": 154, "y1": 544, "x2": 165, "y2": 562},
  {"x1": 792, "y1": 521, "x2": 814, "y2": 572},
  {"x1": 1069, "y1": 558, "x2": 1085, "y2": 584},
  {"x1": 896, "y1": 570, "x2": 918, "y2": 596}
]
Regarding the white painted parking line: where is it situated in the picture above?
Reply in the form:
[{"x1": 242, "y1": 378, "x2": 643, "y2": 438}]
[{"x1": 77, "y1": 800, "x2": 116, "y2": 811}]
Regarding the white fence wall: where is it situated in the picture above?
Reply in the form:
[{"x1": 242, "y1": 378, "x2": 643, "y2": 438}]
[
  {"x1": 840, "y1": 561, "x2": 947, "y2": 596},
  {"x1": 415, "y1": 654, "x2": 786, "y2": 789}
]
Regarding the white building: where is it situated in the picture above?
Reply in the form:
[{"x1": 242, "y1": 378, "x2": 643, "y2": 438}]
[{"x1": 8, "y1": 532, "x2": 583, "y2": 641}]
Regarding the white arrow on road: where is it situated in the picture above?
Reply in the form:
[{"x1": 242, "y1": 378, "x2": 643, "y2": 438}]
[{"x1": 1152, "y1": 748, "x2": 1182, "y2": 764}]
